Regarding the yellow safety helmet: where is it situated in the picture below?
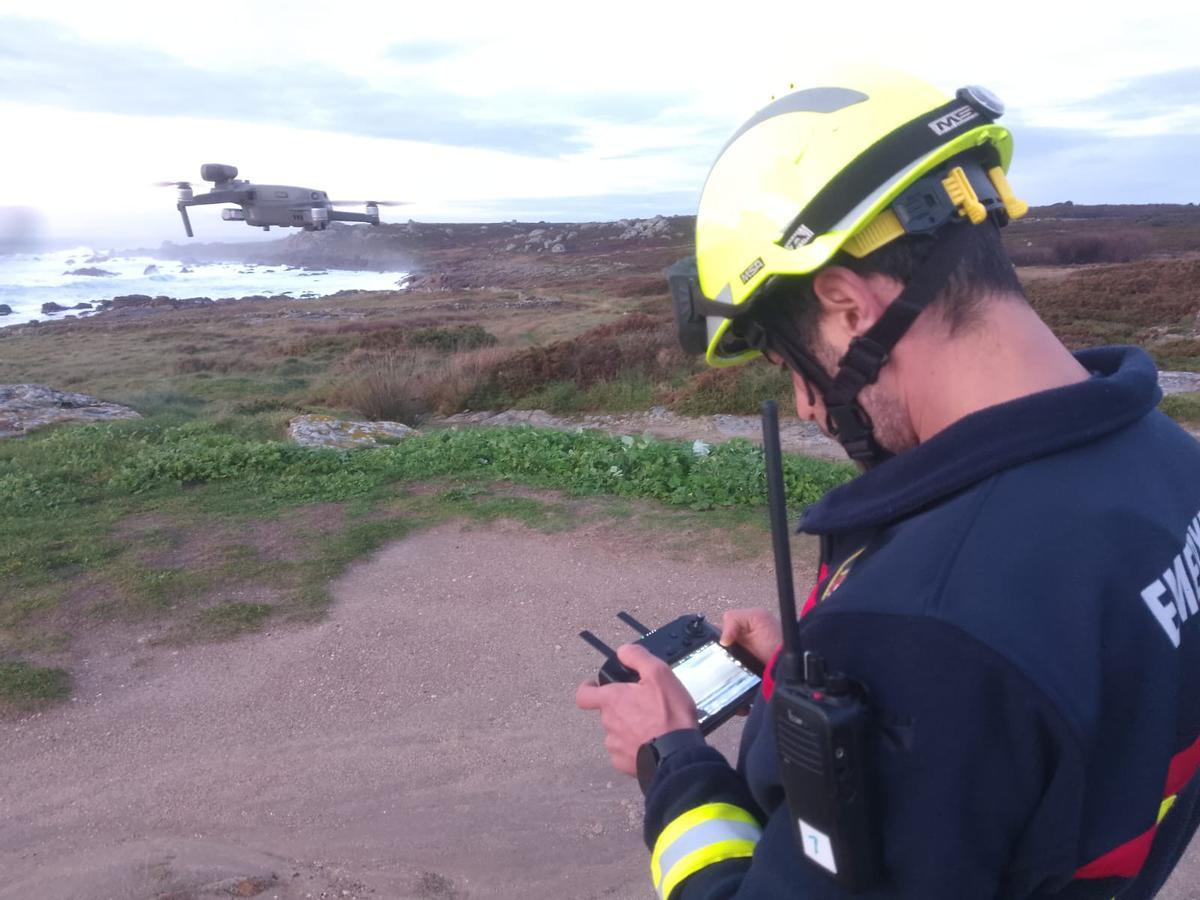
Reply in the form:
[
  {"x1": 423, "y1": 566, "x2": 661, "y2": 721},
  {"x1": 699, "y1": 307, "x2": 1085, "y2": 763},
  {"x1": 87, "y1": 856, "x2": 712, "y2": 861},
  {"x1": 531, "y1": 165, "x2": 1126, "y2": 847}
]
[{"x1": 671, "y1": 68, "x2": 1027, "y2": 368}]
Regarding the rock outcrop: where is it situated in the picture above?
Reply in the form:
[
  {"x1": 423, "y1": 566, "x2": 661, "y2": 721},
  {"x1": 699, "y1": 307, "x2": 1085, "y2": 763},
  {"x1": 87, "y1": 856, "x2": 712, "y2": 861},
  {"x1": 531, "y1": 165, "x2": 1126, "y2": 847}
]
[
  {"x1": 0, "y1": 384, "x2": 141, "y2": 438},
  {"x1": 92, "y1": 295, "x2": 215, "y2": 315},
  {"x1": 1161, "y1": 371, "x2": 1200, "y2": 396},
  {"x1": 0, "y1": 304, "x2": 12, "y2": 316},
  {"x1": 63, "y1": 267, "x2": 117, "y2": 277},
  {"x1": 287, "y1": 414, "x2": 420, "y2": 449}
]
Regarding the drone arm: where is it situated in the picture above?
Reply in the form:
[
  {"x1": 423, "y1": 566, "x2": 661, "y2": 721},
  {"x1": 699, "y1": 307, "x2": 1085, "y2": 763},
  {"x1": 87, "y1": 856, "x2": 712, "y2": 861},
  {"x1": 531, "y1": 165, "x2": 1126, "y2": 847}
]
[
  {"x1": 179, "y1": 189, "x2": 250, "y2": 207},
  {"x1": 327, "y1": 210, "x2": 378, "y2": 225}
]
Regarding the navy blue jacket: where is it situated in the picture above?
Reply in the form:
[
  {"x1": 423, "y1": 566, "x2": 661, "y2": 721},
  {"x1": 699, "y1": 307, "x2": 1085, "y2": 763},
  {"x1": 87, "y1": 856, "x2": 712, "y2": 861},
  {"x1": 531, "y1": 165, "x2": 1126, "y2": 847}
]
[{"x1": 644, "y1": 347, "x2": 1200, "y2": 899}]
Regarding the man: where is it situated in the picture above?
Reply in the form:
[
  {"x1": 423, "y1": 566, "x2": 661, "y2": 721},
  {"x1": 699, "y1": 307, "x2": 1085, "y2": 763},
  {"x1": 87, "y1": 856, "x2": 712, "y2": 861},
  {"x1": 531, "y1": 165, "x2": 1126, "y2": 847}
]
[{"x1": 576, "y1": 68, "x2": 1200, "y2": 899}]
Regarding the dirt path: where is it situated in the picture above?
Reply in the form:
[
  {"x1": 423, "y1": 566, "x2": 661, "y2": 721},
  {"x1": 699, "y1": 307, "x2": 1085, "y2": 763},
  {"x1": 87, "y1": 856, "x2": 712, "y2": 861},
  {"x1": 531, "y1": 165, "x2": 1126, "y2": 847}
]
[
  {"x1": 0, "y1": 520, "x2": 788, "y2": 900},
  {"x1": 3, "y1": 519, "x2": 1198, "y2": 899}
]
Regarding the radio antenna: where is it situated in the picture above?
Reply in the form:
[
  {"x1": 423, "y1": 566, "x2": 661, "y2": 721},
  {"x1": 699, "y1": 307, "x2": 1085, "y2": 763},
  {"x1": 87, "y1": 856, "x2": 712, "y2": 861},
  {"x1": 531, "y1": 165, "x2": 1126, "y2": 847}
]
[{"x1": 762, "y1": 400, "x2": 803, "y2": 685}]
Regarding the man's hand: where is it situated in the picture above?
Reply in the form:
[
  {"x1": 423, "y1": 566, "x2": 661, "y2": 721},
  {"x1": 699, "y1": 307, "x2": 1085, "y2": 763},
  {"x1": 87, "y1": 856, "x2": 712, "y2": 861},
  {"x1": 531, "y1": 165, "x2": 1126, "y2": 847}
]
[
  {"x1": 575, "y1": 643, "x2": 699, "y2": 776},
  {"x1": 719, "y1": 608, "x2": 783, "y2": 668}
]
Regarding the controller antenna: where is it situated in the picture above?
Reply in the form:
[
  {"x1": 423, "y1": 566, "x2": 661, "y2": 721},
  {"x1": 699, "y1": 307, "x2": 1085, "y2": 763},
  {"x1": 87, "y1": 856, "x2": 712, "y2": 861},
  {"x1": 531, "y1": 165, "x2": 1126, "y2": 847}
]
[
  {"x1": 762, "y1": 400, "x2": 803, "y2": 686},
  {"x1": 617, "y1": 611, "x2": 651, "y2": 636}
]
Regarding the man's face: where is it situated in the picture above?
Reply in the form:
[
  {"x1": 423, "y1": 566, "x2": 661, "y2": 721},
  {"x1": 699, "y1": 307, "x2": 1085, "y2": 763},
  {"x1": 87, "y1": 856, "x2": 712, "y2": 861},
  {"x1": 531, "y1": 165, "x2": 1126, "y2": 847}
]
[{"x1": 768, "y1": 272, "x2": 919, "y2": 457}]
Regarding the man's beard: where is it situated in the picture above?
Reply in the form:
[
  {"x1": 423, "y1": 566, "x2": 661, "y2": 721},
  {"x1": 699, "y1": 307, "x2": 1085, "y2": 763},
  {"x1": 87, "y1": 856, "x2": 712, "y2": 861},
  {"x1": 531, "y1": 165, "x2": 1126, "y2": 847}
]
[
  {"x1": 806, "y1": 333, "x2": 919, "y2": 460},
  {"x1": 857, "y1": 380, "x2": 919, "y2": 457}
]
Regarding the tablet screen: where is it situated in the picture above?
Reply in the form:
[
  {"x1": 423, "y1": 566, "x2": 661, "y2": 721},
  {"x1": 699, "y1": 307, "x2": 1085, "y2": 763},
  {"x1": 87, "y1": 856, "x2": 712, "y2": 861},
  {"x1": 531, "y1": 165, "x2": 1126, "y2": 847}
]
[{"x1": 671, "y1": 641, "x2": 761, "y2": 725}]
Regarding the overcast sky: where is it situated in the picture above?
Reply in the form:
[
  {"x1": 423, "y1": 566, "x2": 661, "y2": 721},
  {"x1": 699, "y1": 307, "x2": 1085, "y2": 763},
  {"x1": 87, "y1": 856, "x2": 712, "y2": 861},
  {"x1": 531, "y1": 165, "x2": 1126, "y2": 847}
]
[{"x1": 1, "y1": 0, "x2": 1197, "y2": 248}]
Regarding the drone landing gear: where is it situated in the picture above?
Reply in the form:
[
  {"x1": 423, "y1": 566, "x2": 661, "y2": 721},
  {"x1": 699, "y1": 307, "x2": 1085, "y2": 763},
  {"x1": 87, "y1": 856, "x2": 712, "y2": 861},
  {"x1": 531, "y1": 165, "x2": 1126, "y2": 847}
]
[{"x1": 177, "y1": 205, "x2": 194, "y2": 238}]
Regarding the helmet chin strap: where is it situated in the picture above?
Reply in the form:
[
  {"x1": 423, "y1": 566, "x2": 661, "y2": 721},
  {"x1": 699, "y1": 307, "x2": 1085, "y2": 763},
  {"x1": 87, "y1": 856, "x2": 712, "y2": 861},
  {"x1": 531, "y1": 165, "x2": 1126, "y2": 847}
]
[{"x1": 754, "y1": 222, "x2": 978, "y2": 468}]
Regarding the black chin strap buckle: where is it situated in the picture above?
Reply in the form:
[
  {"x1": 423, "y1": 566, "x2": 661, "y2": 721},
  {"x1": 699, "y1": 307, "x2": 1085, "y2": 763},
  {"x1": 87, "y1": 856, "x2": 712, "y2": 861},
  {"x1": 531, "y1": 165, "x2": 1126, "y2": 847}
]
[
  {"x1": 824, "y1": 335, "x2": 890, "y2": 464},
  {"x1": 838, "y1": 336, "x2": 890, "y2": 387},
  {"x1": 826, "y1": 403, "x2": 884, "y2": 464}
]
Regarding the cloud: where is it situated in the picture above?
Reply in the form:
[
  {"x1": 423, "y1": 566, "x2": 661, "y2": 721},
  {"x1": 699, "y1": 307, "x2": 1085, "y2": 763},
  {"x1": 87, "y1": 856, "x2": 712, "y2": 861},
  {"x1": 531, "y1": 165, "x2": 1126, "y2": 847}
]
[
  {"x1": 1011, "y1": 126, "x2": 1200, "y2": 204},
  {"x1": 0, "y1": 17, "x2": 584, "y2": 155},
  {"x1": 453, "y1": 190, "x2": 700, "y2": 222},
  {"x1": 1079, "y1": 67, "x2": 1200, "y2": 121},
  {"x1": 383, "y1": 39, "x2": 467, "y2": 65}
]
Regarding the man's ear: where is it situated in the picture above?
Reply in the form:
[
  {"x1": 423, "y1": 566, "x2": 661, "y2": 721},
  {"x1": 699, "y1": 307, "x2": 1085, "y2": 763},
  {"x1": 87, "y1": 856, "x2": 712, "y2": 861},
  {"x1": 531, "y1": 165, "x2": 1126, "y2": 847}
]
[{"x1": 811, "y1": 267, "x2": 898, "y2": 339}]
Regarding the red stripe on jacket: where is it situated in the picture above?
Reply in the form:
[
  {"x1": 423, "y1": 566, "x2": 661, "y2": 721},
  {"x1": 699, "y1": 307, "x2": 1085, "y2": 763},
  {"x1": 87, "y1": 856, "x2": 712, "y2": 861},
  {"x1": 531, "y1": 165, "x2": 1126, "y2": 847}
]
[
  {"x1": 761, "y1": 563, "x2": 828, "y2": 702},
  {"x1": 1075, "y1": 733, "x2": 1200, "y2": 879}
]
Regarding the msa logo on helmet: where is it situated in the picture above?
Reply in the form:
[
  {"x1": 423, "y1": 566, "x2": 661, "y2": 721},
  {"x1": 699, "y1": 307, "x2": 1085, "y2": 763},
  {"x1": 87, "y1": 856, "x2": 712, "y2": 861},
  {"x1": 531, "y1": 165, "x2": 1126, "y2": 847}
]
[
  {"x1": 740, "y1": 257, "x2": 765, "y2": 284},
  {"x1": 928, "y1": 104, "x2": 980, "y2": 136}
]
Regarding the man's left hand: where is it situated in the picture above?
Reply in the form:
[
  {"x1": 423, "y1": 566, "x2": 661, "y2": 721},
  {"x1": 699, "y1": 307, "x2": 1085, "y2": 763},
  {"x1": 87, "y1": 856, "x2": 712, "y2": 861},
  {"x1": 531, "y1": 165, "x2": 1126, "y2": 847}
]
[{"x1": 575, "y1": 643, "x2": 700, "y2": 776}]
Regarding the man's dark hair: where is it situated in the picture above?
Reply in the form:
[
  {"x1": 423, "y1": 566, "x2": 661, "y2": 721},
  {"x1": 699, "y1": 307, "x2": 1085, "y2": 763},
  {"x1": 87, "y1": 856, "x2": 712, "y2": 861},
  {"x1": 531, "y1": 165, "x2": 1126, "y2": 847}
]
[{"x1": 748, "y1": 220, "x2": 1025, "y2": 359}]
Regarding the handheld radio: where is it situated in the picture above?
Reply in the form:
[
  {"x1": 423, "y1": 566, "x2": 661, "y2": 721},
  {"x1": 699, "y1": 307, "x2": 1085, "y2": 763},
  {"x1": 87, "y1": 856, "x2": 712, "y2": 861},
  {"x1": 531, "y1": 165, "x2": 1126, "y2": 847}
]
[{"x1": 762, "y1": 400, "x2": 882, "y2": 891}]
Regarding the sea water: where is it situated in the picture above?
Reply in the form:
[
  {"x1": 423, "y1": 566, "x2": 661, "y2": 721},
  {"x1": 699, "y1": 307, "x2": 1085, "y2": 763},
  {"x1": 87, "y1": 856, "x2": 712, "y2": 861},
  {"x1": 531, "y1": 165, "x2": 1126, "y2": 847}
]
[{"x1": 0, "y1": 247, "x2": 409, "y2": 325}]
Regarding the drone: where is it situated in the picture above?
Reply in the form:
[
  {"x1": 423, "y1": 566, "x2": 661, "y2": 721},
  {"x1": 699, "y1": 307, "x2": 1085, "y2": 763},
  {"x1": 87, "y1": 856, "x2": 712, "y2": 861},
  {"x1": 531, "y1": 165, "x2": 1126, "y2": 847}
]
[{"x1": 156, "y1": 164, "x2": 407, "y2": 237}]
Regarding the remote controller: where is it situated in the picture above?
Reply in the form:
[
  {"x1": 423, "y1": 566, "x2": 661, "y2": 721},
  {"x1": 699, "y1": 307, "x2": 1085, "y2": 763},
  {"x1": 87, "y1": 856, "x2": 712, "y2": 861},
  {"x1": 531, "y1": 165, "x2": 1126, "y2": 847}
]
[{"x1": 580, "y1": 611, "x2": 763, "y2": 735}]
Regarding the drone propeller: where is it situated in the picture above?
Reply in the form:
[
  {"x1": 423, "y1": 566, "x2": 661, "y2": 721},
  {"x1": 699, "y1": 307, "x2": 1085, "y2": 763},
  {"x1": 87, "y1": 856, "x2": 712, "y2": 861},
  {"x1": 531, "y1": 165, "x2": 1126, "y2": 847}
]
[
  {"x1": 154, "y1": 180, "x2": 192, "y2": 188},
  {"x1": 328, "y1": 199, "x2": 411, "y2": 207}
]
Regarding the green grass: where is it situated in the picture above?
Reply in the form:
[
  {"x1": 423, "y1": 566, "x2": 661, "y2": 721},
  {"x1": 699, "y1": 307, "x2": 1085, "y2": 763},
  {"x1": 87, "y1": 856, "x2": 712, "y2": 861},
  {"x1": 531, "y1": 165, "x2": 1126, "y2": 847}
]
[
  {"x1": 409, "y1": 324, "x2": 498, "y2": 352},
  {"x1": 0, "y1": 659, "x2": 70, "y2": 712},
  {"x1": 1161, "y1": 392, "x2": 1200, "y2": 425},
  {"x1": 509, "y1": 373, "x2": 658, "y2": 415},
  {"x1": 193, "y1": 602, "x2": 275, "y2": 639}
]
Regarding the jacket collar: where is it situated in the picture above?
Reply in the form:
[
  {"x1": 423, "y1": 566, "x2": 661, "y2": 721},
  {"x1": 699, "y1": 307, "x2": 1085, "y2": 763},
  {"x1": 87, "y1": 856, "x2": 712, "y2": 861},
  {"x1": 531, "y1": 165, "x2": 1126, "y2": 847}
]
[{"x1": 799, "y1": 346, "x2": 1162, "y2": 535}]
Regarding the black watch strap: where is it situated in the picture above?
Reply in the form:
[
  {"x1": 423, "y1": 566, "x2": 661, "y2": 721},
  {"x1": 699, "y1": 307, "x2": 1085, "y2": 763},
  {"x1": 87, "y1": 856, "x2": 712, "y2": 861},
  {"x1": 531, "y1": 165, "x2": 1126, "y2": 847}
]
[{"x1": 637, "y1": 728, "x2": 706, "y2": 795}]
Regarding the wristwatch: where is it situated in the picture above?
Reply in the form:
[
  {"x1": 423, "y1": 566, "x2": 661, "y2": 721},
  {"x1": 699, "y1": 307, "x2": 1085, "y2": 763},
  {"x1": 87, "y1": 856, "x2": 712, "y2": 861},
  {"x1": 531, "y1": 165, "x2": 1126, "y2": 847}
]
[{"x1": 636, "y1": 728, "x2": 706, "y2": 795}]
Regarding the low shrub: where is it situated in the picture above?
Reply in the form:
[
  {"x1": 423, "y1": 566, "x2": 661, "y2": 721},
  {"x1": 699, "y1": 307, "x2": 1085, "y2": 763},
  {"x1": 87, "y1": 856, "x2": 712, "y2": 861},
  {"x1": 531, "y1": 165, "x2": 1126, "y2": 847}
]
[
  {"x1": 1151, "y1": 339, "x2": 1200, "y2": 372},
  {"x1": 604, "y1": 274, "x2": 671, "y2": 298},
  {"x1": 174, "y1": 354, "x2": 263, "y2": 375},
  {"x1": 1006, "y1": 229, "x2": 1153, "y2": 266},
  {"x1": 488, "y1": 314, "x2": 684, "y2": 399},
  {"x1": 518, "y1": 373, "x2": 657, "y2": 414},
  {"x1": 1025, "y1": 258, "x2": 1200, "y2": 347},
  {"x1": 423, "y1": 346, "x2": 513, "y2": 413},
  {"x1": 408, "y1": 325, "x2": 498, "y2": 352},
  {"x1": 336, "y1": 352, "x2": 431, "y2": 425},
  {"x1": 279, "y1": 322, "x2": 498, "y2": 359},
  {"x1": 1006, "y1": 243, "x2": 1057, "y2": 266},
  {"x1": 126, "y1": 391, "x2": 208, "y2": 419},
  {"x1": 1051, "y1": 231, "x2": 1153, "y2": 265},
  {"x1": 671, "y1": 365, "x2": 795, "y2": 416}
]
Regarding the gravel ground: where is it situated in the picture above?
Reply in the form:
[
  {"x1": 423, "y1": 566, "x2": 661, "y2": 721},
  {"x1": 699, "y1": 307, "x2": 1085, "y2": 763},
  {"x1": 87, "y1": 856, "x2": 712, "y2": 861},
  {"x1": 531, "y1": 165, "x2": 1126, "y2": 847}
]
[
  {"x1": 2, "y1": 519, "x2": 1197, "y2": 899},
  {"x1": 0, "y1": 521, "x2": 776, "y2": 900}
]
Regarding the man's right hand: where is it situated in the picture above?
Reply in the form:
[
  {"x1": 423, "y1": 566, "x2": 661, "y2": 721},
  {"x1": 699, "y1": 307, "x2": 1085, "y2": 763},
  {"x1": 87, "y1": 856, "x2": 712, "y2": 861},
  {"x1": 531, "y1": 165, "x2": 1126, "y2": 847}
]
[{"x1": 719, "y1": 608, "x2": 783, "y2": 668}]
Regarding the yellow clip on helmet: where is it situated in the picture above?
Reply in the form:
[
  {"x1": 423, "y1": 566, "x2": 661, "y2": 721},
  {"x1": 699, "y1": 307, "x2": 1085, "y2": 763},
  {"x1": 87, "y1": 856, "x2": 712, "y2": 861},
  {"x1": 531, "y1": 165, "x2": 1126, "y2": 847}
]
[{"x1": 692, "y1": 68, "x2": 1022, "y2": 367}]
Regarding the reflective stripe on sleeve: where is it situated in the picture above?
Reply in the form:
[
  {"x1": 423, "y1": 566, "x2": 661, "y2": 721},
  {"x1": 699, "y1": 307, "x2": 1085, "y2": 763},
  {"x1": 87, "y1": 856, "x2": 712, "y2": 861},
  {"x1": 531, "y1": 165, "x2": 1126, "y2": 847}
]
[{"x1": 650, "y1": 802, "x2": 762, "y2": 900}]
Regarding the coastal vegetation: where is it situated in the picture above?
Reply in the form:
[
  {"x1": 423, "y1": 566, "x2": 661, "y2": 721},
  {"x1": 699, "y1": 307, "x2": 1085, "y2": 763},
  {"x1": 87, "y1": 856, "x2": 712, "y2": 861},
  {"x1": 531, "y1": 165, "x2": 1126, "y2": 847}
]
[{"x1": 2, "y1": 207, "x2": 1198, "y2": 711}]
